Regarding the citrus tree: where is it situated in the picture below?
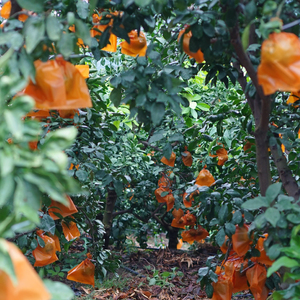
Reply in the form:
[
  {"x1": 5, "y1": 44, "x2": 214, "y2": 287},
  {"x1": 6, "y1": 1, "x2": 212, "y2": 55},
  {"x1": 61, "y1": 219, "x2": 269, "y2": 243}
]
[{"x1": 2, "y1": 0, "x2": 300, "y2": 299}]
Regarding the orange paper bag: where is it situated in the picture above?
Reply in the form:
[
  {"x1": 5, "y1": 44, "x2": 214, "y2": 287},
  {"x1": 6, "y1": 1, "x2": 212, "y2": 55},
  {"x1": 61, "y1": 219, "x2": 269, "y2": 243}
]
[
  {"x1": 48, "y1": 195, "x2": 78, "y2": 220},
  {"x1": 62, "y1": 221, "x2": 81, "y2": 241},
  {"x1": 120, "y1": 30, "x2": 147, "y2": 57},
  {"x1": 32, "y1": 231, "x2": 59, "y2": 267},
  {"x1": 258, "y1": 32, "x2": 300, "y2": 95},
  {"x1": 67, "y1": 253, "x2": 95, "y2": 287},
  {"x1": 0, "y1": 240, "x2": 50, "y2": 300},
  {"x1": 195, "y1": 168, "x2": 215, "y2": 186},
  {"x1": 161, "y1": 152, "x2": 176, "y2": 167},
  {"x1": 20, "y1": 57, "x2": 92, "y2": 110}
]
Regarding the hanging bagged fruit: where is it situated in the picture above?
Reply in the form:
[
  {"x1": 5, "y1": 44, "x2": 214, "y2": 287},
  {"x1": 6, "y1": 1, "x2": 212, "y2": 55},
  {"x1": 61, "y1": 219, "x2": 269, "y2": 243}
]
[
  {"x1": 182, "y1": 147, "x2": 193, "y2": 166},
  {"x1": 182, "y1": 211, "x2": 197, "y2": 227},
  {"x1": 155, "y1": 186, "x2": 171, "y2": 203},
  {"x1": 120, "y1": 30, "x2": 147, "y2": 57},
  {"x1": 181, "y1": 225, "x2": 209, "y2": 244},
  {"x1": 62, "y1": 220, "x2": 81, "y2": 241},
  {"x1": 246, "y1": 264, "x2": 269, "y2": 300},
  {"x1": 287, "y1": 91, "x2": 300, "y2": 105},
  {"x1": 32, "y1": 230, "x2": 58, "y2": 267},
  {"x1": 195, "y1": 168, "x2": 215, "y2": 186},
  {"x1": 67, "y1": 253, "x2": 95, "y2": 287},
  {"x1": 161, "y1": 152, "x2": 176, "y2": 167},
  {"x1": 48, "y1": 195, "x2": 78, "y2": 220},
  {"x1": 251, "y1": 234, "x2": 273, "y2": 266},
  {"x1": 0, "y1": 0, "x2": 28, "y2": 21},
  {"x1": 257, "y1": 32, "x2": 300, "y2": 95},
  {"x1": 211, "y1": 265, "x2": 233, "y2": 300},
  {"x1": 75, "y1": 65, "x2": 89, "y2": 79},
  {"x1": 232, "y1": 225, "x2": 251, "y2": 256},
  {"x1": 158, "y1": 173, "x2": 172, "y2": 189},
  {"x1": 183, "y1": 190, "x2": 199, "y2": 208},
  {"x1": 166, "y1": 193, "x2": 175, "y2": 212},
  {"x1": 171, "y1": 208, "x2": 185, "y2": 228},
  {"x1": 178, "y1": 26, "x2": 204, "y2": 63},
  {"x1": 210, "y1": 148, "x2": 228, "y2": 166},
  {"x1": 20, "y1": 56, "x2": 92, "y2": 110},
  {"x1": 48, "y1": 233, "x2": 61, "y2": 252},
  {"x1": 91, "y1": 13, "x2": 117, "y2": 52},
  {"x1": 0, "y1": 240, "x2": 50, "y2": 300}
]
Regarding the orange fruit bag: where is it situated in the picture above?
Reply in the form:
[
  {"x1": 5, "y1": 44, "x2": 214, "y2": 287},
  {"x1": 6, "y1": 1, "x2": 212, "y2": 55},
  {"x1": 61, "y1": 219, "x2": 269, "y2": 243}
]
[
  {"x1": 120, "y1": 30, "x2": 147, "y2": 57},
  {"x1": 246, "y1": 264, "x2": 269, "y2": 300},
  {"x1": 32, "y1": 231, "x2": 59, "y2": 267},
  {"x1": 178, "y1": 27, "x2": 204, "y2": 63},
  {"x1": 195, "y1": 168, "x2": 215, "y2": 186},
  {"x1": 67, "y1": 253, "x2": 95, "y2": 287},
  {"x1": 62, "y1": 221, "x2": 81, "y2": 241},
  {"x1": 48, "y1": 195, "x2": 78, "y2": 220},
  {"x1": 0, "y1": 240, "x2": 50, "y2": 300},
  {"x1": 161, "y1": 152, "x2": 176, "y2": 167},
  {"x1": 182, "y1": 149, "x2": 193, "y2": 167},
  {"x1": 257, "y1": 32, "x2": 300, "y2": 95},
  {"x1": 232, "y1": 225, "x2": 251, "y2": 256},
  {"x1": 20, "y1": 57, "x2": 92, "y2": 110},
  {"x1": 210, "y1": 148, "x2": 228, "y2": 166}
]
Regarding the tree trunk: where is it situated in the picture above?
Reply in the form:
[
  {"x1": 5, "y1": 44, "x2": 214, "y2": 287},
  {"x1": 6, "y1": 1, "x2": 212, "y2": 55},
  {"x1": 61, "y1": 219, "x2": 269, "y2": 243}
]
[
  {"x1": 168, "y1": 228, "x2": 179, "y2": 250},
  {"x1": 270, "y1": 143, "x2": 300, "y2": 200},
  {"x1": 103, "y1": 185, "x2": 118, "y2": 249}
]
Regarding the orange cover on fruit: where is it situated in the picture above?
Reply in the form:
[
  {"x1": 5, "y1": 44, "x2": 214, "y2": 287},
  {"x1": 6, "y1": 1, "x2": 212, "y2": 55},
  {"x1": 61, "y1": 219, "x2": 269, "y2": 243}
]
[
  {"x1": 20, "y1": 57, "x2": 92, "y2": 110},
  {"x1": 0, "y1": 240, "x2": 50, "y2": 300},
  {"x1": 120, "y1": 30, "x2": 147, "y2": 57},
  {"x1": 48, "y1": 195, "x2": 78, "y2": 220},
  {"x1": 257, "y1": 32, "x2": 300, "y2": 95},
  {"x1": 195, "y1": 168, "x2": 215, "y2": 186},
  {"x1": 161, "y1": 152, "x2": 176, "y2": 167},
  {"x1": 32, "y1": 231, "x2": 58, "y2": 267},
  {"x1": 67, "y1": 254, "x2": 95, "y2": 287},
  {"x1": 62, "y1": 221, "x2": 81, "y2": 241},
  {"x1": 232, "y1": 225, "x2": 251, "y2": 256}
]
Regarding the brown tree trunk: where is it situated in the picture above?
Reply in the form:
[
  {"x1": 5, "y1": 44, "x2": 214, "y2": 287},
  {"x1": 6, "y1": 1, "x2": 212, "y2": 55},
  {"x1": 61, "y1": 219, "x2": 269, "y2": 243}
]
[
  {"x1": 168, "y1": 228, "x2": 179, "y2": 250},
  {"x1": 103, "y1": 185, "x2": 118, "y2": 249},
  {"x1": 270, "y1": 143, "x2": 300, "y2": 200}
]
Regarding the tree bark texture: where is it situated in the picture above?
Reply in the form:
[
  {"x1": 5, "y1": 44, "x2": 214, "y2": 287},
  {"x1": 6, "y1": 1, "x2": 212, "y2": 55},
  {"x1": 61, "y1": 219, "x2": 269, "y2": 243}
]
[
  {"x1": 230, "y1": 24, "x2": 271, "y2": 196},
  {"x1": 270, "y1": 144, "x2": 300, "y2": 200},
  {"x1": 168, "y1": 228, "x2": 179, "y2": 249}
]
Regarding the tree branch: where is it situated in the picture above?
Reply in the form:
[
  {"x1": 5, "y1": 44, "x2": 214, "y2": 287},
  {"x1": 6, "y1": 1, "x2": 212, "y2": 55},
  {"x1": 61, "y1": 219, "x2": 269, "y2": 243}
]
[{"x1": 270, "y1": 143, "x2": 300, "y2": 200}]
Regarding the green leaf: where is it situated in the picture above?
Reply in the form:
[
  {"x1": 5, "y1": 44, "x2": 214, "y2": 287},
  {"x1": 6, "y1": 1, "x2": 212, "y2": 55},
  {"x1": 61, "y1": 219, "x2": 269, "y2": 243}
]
[
  {"x1": 16, "y1": 0, "x2": 44, "y2": 12},
  {"x1": 40, "y1": 215, "x2": 56, "y2": 235},
  {"x1": 169, "y1": 133, "x2": 184, "y2": 142},
  {"x1": 218, "y1": 204, "x2": 228, "y2": 225},
  {"x1": 114, "y1": 180, "x2": 123, "y2": 196},
  {"x1": 264, "y1": 207, "x2": 280, "y2": 227},
  {"x1": 43, "y1": 279, "x2": 74, "y2": 300},
  {"x1": 46, "y1": 16, "x2": 61, "y2": 41},
  {"x1": 76, "y1": 170, "x2": 88, "y2": 182},
  {"x1": 37, "y1": 236, "x2": 45, "y2": 247},
  {"x1": 134, "y1": 0, "x2": 151, "y2": 7},
  {"x1": 57, "y1": 32, "x2": 74, "y2": 58},
  {"x1": 241, "y1": 196, "x2": 269, "y2": 210},
  {"x1": 148, "y1": 133, "x2": 164, "y2": 144},
  {"x1": 110, "y1": 87, "x2": 122, "y2": 107},
  {"x1": 76, "y1": 0, "x2": 89, "y2": 19},
  {"x1": 242, "y1": 23, "x2": 251, "y2": 50},
  {"x1": 225, "y1": 222, "x2": 236, "y2": 236},
  {"x1": 197, "y1": 103, "x2": 210, "y2": 111},
  {"x1": 266, "y1": 183, "x2": 282, "y2": 203},
  {"x1": 0, "y1": 174, "x2": 15, "y2": 207},
  {"x1": 215, "y1": 228, "x2": 225, "y2": 246},
  {"x1": 74, "y1": 19, "x2": 91, "y2": 47},
  {"x1": 287, "y1": 214, "x2": 300, "y2": 224},
  {"x1": 24, "y1": 17, "x2": 45, "y2": 54},
  {"x1": 151, "y1": 103, "x2": 165, "y2": 125},
  {"x1": 4, "y1": 110, "x2": 23, "y2": 140},
  {"x1": 267, "y1": 257, "x2": 299, "y2": 277},
  {"x1": 205, "y1": 283, "x2": 214, "y2": 298},
  {"x1": 232, "y1": 210, "x2": 242, "y2": 224}
]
